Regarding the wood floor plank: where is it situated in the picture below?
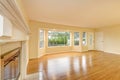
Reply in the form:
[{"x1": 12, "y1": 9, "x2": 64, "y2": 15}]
[{"x1": 27, "y1": 51, "x2": 120, "y2": 80}]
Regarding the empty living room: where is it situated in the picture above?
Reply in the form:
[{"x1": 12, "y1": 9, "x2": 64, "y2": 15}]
[{"x1": 1, "y1": 0, "x2": 120, "y2": 80}]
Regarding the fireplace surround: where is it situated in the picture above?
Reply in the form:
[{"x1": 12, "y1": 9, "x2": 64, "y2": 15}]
[{"x1": 1, "y1": 47, "x2": 21, "y2": 80}]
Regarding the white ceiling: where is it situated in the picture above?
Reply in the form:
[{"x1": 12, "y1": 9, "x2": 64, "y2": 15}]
[{"x1": 22, "y1": 0, "x2": 120, "y2": 28}]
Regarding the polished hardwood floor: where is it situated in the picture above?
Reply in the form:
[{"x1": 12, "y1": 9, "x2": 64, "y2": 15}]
[{"x1": 27, "y1": 51, "x2": 120, "y2": 80}]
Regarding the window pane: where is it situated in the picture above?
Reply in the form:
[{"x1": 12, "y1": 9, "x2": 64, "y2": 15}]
[
  {"x1": 48, "y1": 31, "x2": 70, "y2": 47},
  {"x1": 40, "y1": 30, "x2": 44, "y2": 48},
  {"x1": 90, "y1": 35, "x2": 93, "y2": 45},
  {"x1": 74, "y1": 32, "x2": 80, "y2": 46},
  {"x1": 82, "y1": 32, "x2": 87, "y2": 45}
]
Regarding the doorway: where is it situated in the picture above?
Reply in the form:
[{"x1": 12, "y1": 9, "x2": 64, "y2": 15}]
[
  {"x1": 88, "y1": 32, "x2": 94, "y2": 50},
  {"x1": 95, "y1": 32, "x2": 104, "y2": 51}
]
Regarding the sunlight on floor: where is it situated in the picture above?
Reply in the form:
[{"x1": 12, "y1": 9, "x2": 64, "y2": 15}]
[{"x1": 25, "y1": 72, "x2": 44, "y2": 80}]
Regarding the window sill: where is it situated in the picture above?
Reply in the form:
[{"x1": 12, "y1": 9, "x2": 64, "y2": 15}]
[
  {"x1": 47, "y1": 46, "x2": 71, "y2": 48},
  {"x1": 74, "y1": 45, "x2": 80, "y2": 47}
]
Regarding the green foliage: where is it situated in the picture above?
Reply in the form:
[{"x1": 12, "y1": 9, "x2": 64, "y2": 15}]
[
  {"x1": 74, "y1": 40, "x2": 79, "y2": 45},
  {"x1": 48, "y1": 31, "x2": 70, "y2": 46}
]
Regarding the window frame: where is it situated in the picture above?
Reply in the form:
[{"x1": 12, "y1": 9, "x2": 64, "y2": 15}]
[
  {"x1": 48, "y1": 30, "x2": 71, "y2": 47},
  {"x1": 74, "y1": 32, "x2": 80, "y2": 46},
  {"x1": 82, "y1": 32, "x2": 87, "y2": 46},
  {"x1": 39, "y1": 29, "x2": 45, "y2": 49}
]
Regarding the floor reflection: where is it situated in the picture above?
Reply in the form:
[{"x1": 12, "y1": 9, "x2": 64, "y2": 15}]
[{"x1": 27, "y1": 51, "x2": 120, "y2": 80}]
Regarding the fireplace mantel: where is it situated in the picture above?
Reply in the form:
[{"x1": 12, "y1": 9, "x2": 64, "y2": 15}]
[
  {"x1": 0, "y1": 0, "x2": 30, "y2": 34},
  {"x1": 1, "y1": 47, "x2": 21, "y2": 80},
  {"x1": 0, "y1": 1, "x2": 30, "y2": 80},
  {"x1": 0, "y1": 41, "x2": 29, "y2": 80}
]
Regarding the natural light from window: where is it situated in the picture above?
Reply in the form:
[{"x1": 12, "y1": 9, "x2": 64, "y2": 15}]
[
  {"x1": 74, "y1": 32, "x2": 80, "y2": 46},
  {"x1": 82, "y1": 32, "x2": 87, "y2": 46},
  {"x1": 48, "y1": 30, "x2": 70, "y2": 47},
  {"x1": 40, "y1": 30, "x2": 44, "y2": 48}
]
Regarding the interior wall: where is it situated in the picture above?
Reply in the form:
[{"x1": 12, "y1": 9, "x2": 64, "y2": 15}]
[
  {"x1": 88, "y1": 32, "x2": 95, "y2": 50},
  {"x1": 95, "y1": 25, "x2": 120, "y2": 54},
  {"x1": 29, "y1": 20, "x2": 95, "y2": 59}
]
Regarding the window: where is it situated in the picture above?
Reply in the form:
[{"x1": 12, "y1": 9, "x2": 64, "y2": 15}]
[
  {"x1": 40, "y1": 30, "x2": 44, "y2": 48},
  {"x1": 90, "y1": 35, "x2": 93, "y2": 46},
  {"x1": 82, "y1": 32, "x2": 87, "y2": 46},
  {"x1": 48, "y1": 30, "x2": 70, "y2": 47},
  {"x1": 74, "y1": 32, "x2": 80, "y2": 46}
]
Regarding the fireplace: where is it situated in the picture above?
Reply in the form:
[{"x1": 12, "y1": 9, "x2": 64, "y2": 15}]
[{"x1": 1, "y1": 47, "x2": 21, "y2": 80}]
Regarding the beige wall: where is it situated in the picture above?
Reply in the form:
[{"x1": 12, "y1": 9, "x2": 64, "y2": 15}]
[
  {"x1": 95, "y1": 25, "x2": 120, "y2": 54},
  {"x1": 29, "y1": 20, "x2": 95, "y2": 59}
]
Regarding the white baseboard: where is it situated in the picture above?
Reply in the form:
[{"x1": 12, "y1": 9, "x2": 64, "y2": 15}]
[
  {"x1": 104, "y1": 51, "x2": 120, "y2": 55},
  {"x1": 32, "y1": 50, "x2": 99, "y2": 60},
  {"x1": 71, "y1": 50, "x2": 82, "y2": 52},
  {"x1": 45, "y1": 50, "x2": 72, "y2": 55},
  {"x1": 38, "y1": 53, "x2": 46, "y2": 58}
]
